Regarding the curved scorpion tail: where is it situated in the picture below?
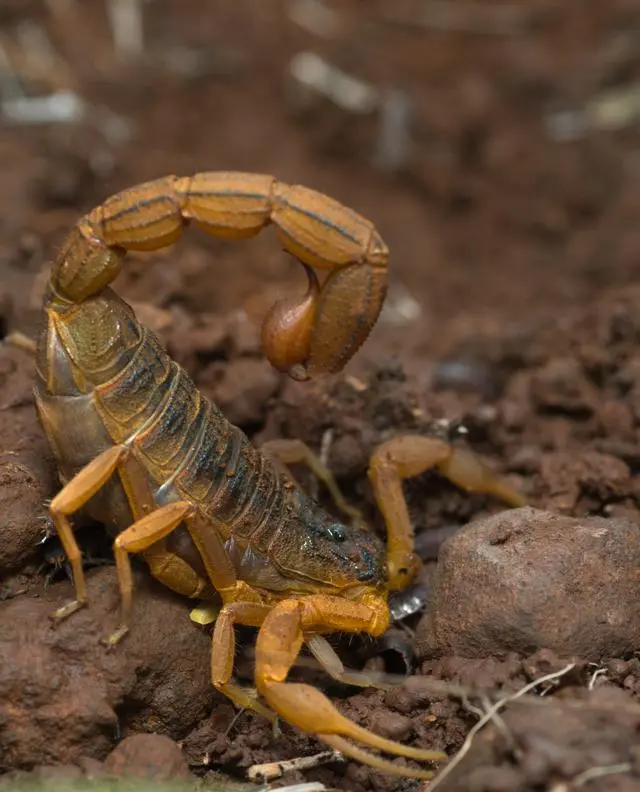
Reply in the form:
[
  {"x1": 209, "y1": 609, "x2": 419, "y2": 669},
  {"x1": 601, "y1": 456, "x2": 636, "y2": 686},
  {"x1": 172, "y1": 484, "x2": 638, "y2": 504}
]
[
  {"x1": 51, "y1": 217, "x2": 126, "y2": 305},
  {"x1": 50, "y1": 172, "x2": 389, "y2": 380}
]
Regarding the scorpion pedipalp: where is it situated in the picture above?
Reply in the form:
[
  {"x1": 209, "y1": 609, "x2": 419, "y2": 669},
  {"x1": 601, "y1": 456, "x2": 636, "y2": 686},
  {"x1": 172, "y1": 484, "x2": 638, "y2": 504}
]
[{"x1": 254, "y1": 594, "x2": 445, "y2": 780}]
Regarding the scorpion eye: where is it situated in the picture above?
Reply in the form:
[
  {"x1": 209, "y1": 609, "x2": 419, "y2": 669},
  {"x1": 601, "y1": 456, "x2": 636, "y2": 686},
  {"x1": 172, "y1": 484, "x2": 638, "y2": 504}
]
[{"x1": 328, "y1": 524, "x2": 347, "y2": 542}]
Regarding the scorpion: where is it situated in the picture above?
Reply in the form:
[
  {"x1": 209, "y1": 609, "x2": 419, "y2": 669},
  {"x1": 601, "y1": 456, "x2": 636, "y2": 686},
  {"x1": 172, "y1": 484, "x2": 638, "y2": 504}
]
[{"x1": 20, "y1": 171, "x2": 524, "y2": 780}]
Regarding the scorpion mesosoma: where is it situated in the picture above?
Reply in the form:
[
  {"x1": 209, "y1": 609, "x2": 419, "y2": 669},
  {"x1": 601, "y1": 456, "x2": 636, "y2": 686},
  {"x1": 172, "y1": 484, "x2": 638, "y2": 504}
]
[{"x1": 29, "y1": 172, "x2": 525, "y2": 780}]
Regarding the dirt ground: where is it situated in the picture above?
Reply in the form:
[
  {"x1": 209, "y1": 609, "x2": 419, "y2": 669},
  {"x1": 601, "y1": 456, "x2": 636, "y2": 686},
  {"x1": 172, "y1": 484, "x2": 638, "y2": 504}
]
[{"x1": 2, "y1": 1, "x2": 640, "y2": 791}]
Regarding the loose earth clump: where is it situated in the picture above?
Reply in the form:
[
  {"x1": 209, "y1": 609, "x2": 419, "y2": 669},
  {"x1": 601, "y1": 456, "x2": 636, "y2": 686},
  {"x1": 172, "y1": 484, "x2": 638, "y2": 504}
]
[{"x1": 2, "y1": 3, "x2": 640, "y2": 791}]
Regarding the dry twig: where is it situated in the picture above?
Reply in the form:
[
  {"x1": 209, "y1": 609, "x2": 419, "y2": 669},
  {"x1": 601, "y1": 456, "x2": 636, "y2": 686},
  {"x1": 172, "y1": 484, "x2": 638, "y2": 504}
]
[
  {"x1": 573, "y1": 762, "x2": 633, "y2": 787},
  {"x1": 428, "y1": 662, "x2": 576, "y2": 791},
  {"x1": 247, "y1": 749, "x2": 345, "y2": 782}
]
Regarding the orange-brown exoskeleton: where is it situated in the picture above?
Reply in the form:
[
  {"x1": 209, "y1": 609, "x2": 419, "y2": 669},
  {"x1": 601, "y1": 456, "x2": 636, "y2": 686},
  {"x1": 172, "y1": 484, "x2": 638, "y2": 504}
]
[{"x1": 27, "y1": 172, "x2": 524, "y2": 780}]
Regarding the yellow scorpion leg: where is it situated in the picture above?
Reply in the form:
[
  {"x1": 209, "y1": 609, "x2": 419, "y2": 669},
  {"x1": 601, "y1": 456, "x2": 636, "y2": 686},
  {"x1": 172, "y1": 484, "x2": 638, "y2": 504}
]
[
  {"x1": 261, "y1": 437, "x2": 361, "y2": 522},
  {"x1": 369, "y1": 435, "x2": 526, "y2": 590}
]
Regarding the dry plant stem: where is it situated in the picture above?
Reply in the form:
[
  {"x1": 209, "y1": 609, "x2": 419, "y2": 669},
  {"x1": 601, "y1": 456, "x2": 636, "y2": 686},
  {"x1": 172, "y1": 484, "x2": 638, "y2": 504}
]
[
  {"x1": 427, "y1": 663, "x2": 577, "y2": 791},
  {"x1": 587, "y1": 665, "x2": 607, "y2": 690},
  {"x1": 107, "y1": 0, "x2": 144, "y2": 59},
  {"x1": 573, "y1": 762, "x2": 633, "y2": 787},
  {"x1": 277, "y1": 785, "x2": 333, "y2": 792},
  {"x1": 381, "y1": 670, "x2": 640, "y2": 717},
  {"x1": 247, "y1": 749, "x2": 345, "y2": 782}
]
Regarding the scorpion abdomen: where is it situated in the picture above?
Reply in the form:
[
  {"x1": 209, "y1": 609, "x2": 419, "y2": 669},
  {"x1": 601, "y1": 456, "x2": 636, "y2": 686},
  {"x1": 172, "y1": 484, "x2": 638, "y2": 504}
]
[
  {"x1": 37, "y1": 286, "x2": 289, "y2": 553},
  {"x1": 36, "y1": 284, "x2": 380, "y2": 596}
]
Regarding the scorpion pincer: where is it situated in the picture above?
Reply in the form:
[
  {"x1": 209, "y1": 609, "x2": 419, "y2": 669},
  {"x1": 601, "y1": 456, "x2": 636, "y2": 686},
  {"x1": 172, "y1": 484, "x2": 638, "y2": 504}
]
[{"x1": 27, "y1": 171, "x2": 524, "y2": 779}]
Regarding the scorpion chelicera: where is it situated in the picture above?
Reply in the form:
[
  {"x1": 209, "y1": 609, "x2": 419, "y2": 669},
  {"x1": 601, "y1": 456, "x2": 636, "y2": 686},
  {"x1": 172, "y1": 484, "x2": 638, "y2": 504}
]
[{"x1": 24, "y1": 172, "x2": 524, "y2": 779}]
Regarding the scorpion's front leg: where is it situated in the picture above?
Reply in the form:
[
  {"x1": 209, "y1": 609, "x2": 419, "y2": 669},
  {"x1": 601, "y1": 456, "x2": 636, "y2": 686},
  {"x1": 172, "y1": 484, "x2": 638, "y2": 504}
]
[
  {"x1": 254, "y1": 594, "x2": 446, "y2": 780},
  {"x1": 209, "y1": 598, "x2": 275, "y2": 721},
  {"x1": 369, "y1": 436, "x2": 526, "y2": 591}
]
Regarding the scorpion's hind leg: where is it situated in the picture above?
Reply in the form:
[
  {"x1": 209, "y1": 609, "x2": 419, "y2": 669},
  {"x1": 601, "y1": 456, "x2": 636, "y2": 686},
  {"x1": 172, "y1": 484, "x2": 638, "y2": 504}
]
[
  {"x1": 261, "y1": 438, "x2": 361, "y2": 522},
  {"x1": 104, "y1": 499, "x2": 205, "y2": 646},
  {"x1": 4, "y1": 331, "x2": 37, "y2": 355},
  {"x1": 49, "y1": 445, "x2": 129, "y2": 623},
  {"x1": 49, "y1": 444, "x2": 209, "y2": 644},
  {"x1": 255, "y1": 594, "x2": 446, "y2": 780},
  {"x1": 369, "y1": 435, "x2": 526, "y2": 591}
]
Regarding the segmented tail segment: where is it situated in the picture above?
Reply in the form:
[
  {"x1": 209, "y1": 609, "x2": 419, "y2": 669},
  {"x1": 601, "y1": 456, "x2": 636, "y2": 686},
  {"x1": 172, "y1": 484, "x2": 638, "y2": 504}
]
[{"x1": 51, "y1": 172, "x2": 389, "y2": 380}]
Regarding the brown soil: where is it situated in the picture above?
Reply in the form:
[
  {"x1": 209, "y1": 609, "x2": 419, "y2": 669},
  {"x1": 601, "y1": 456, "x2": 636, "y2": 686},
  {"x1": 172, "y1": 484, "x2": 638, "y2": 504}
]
[{"x1": 2, "y1": 2, "x2": 640, "y2": 791}]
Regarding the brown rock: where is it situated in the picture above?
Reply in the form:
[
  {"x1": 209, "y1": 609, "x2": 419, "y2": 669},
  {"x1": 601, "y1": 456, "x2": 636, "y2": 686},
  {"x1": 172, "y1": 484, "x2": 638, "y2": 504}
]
[
  {"x1": 104, "y1": 734, "x2": 193, "y2": 781},
  {"x1": 530, "y1": 357, "x2": 598, "y2": 416},
  {"x1": 0, "y1": 567, "x2": 214, "y2": 771},
  {"x1": 0, "y1": 347, "x2": 56, "y2": 575},
  {"x1": 367, "y1": 710, "x2": 414, "y2": 742},
  {"x1": 167, "y1": 312, "x2": 229, "y2": 372},
  {"x1": 538, "y1": 451, "x2": 631, "y2": 513},
  {"x1": 416, "y1": 507, "x2": 640, "y2": 660}
]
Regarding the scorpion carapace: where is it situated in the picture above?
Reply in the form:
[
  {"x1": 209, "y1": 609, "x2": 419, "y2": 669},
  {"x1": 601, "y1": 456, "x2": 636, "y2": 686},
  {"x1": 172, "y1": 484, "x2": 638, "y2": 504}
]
[{"x1": 30, "y1": 172, "x2": 526, "y2": 780}]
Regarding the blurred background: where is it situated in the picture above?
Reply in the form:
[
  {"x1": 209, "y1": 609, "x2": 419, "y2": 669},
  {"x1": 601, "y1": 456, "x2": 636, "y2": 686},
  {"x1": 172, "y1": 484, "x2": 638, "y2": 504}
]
[{"x1": 0, "y1": 0, "x2": 639, "y2": 387}]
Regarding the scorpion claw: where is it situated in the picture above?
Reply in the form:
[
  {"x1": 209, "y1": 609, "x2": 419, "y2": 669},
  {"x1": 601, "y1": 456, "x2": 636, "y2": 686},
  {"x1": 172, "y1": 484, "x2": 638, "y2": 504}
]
[
  {"x1": 321, "y1": 734, "x2": 439, "y2": 780},
  {"x1": 255, "y1": 596, "x2": 445, "y2": 779},
  {"x1": 259, "y1": 680, "x2": 443, "y2": 780}
]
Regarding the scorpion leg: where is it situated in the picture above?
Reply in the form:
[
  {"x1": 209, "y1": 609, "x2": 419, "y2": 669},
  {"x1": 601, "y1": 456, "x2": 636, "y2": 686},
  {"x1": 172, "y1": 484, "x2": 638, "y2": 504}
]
[
  {"x1": 4, "y1": 331, "x2": 36, "y2": 355},
  {"x1": 106, "y1": 500, "x2": 201, "y2": 646},
  {"x1": 106, "y1": 500, "x2": 251, "y2": 646},
  {"x1": 368, "y1": 436, "x2": 526, "y2": 591},
  {"x1": 49, "y1": 445, "x2": 211, "y2": 639},
  {"x1": 210, "y1": 599, "x2": 275, "y2": 721},
  {"x1": 305, "y1": 634, "x2": 396, "y2": 689},
  {"x1": 261, "y1": 438, "x2": 361, "y2": 521},
  {"x1": 49, "y1": 445, "x2": 128, "y2": 623},
  {"x1": 255, "y1": 594, "x2": 445, "y2": 779}
]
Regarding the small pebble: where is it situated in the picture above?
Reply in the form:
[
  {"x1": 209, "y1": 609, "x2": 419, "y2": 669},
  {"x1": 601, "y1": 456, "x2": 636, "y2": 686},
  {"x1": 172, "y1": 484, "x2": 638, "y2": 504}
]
[
  {"x1": 104, "y1": 734, "x2": 193, "y2": 781},
  {"x1": 367, "y1": 710, "x2": 414, "y2": 742}
]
